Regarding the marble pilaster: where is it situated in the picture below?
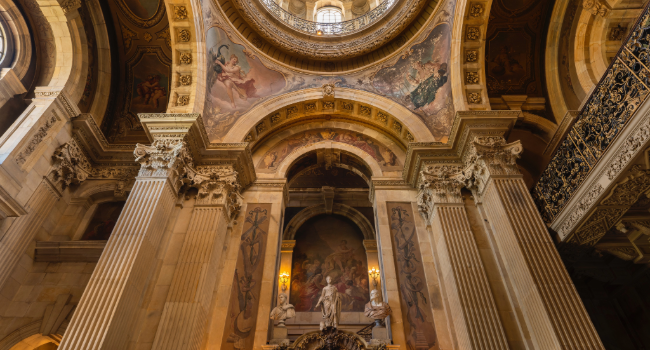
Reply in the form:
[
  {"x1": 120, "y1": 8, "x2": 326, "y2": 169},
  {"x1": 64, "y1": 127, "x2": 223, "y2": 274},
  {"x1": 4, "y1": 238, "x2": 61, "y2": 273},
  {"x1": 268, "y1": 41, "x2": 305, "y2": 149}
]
[
  {"x1": 419, "y1": 165, "x2": 509, "y2": 350},
  {"x1": 151, "y1": 169, "x2": 242, "y2": 349},
  {"x1": 58, "y1": 114, "x2": 198, "y2": 350},
  {"x1": 461, "y1": 136, "x2": 604, "y2": 349}
]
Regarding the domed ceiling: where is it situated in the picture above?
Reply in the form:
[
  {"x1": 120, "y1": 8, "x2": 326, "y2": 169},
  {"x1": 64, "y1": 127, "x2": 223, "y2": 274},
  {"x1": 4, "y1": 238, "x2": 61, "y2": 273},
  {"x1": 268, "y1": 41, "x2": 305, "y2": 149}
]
[{"x1": 201, "y1": 0, "x2": 458, "y2": 142}]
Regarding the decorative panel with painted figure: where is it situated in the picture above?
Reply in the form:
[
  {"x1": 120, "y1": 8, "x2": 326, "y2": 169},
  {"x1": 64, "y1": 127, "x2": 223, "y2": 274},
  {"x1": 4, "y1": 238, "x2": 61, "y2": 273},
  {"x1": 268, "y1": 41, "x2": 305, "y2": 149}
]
[
  {"x1": 223, "y1": 205, "x2": 273, "y2": 349},
  {"x1": 289, "y1": 214, "x2": 371, "y2": 313},
  {"x1": 386, "y1": 202, "x2": 439, "y2": 350}
]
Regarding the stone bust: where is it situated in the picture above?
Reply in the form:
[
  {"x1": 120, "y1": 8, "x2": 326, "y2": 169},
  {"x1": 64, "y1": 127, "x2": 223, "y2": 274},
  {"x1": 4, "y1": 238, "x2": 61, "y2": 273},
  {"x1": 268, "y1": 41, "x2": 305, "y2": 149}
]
[
  {"x1": 364, "y1": 289, "x2": 391, "y2": 326},
  {"x1": 270, "y1": 293, "x2": 296, "y2": 327}
]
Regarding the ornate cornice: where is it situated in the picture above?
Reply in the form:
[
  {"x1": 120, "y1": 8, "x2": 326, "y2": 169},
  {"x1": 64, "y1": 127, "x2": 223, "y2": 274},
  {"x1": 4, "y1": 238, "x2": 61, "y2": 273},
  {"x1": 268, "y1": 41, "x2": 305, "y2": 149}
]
[{"x1": 230, "y1": 0, "x2": 428, "y2": 60}]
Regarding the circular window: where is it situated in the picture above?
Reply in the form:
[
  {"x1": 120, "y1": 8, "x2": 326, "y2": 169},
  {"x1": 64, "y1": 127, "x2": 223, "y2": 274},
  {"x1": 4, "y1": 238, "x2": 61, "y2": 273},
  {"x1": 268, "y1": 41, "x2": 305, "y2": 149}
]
[{"x1": 316, "y1": 7, "x2": 343, "y2": 23}]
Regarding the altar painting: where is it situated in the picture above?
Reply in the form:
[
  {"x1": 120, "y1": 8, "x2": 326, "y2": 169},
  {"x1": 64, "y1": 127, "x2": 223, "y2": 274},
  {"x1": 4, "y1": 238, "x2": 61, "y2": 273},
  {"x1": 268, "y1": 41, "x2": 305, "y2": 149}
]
[{"x1": 289, "y1": 214, "x2": 370, "y2": 312}]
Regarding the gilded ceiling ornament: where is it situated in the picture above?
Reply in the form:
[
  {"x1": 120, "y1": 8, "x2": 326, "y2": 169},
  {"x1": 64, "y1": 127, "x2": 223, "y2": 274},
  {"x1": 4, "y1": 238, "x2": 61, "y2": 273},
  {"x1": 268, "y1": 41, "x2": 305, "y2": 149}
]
[
  {"x1": 177, "y1": 29, "x2": 191, "y2": 42},
  {"x1": 244, "y1": 133, "x2": 253, "y2": 142},
  {"x1": 270, "y1": 113, "x2": 281, "y2": 124},
  {"x1": 286, "y1": 106, "x2": 299, "y2": 117},
  {"x1": 305, "y1": 103, "x2": 316, "y2": 112},
  {"x1": 360, "y1": 106, "x2": 371, "y2": 117},
  {"x1": 322, "y1": 83, "x2": 335, "y2": 98},
  {"x1": 609, "y1": 24, "x2": 627, "y2": 41},
  {"x1": 143, "y1": 32, "x2": 152, "y2": 42},
  {"x1": 467, "y1": 92, "x2": 482, "y2": 104},
  {"x1": 466, "y1": 27, "x2": 480, "y2": 40},
  {"x1": 376, "y1": 112, "x2": 387, "y2": 124},
  {"x1": 176, "y1": 94, "x2": 190, "y2": 106},
  {"x1": 323, "y1": 101, "x2": 335, "y2": 110},
  {"x1": 466, "y1": 71, "x2": 479, "y2": 84},
  {"x1": 156, "y1": 26, "x2": 171, "y2": 49},
  {"x1": 120, "y1": 23, "x2": 138, "y2": 50},
  {"x1": 179, "y1": 75, "x2": 192, "y2": 86},
  {"x1": 392, "y1": 121, "x2": 402, "y2": 133},
  {"x1": 469, "y1": 3, "x2": 484, "y2": 17},
  {"x1": 405, "y1": 132, "x2": 414, "y2": 142},
  {"x1": 179, "y1": 52, "x2": 192, "y2": 65},
  {"x1": 466, "y1": 50, "x2": 478, "y2": 62},
  {"x1": 256, "y1": 122, "x2": 267, "y2": 134},
  {"x1": 342, "y1": 102, "x2": 353, "y2": 111},
  {"x1": 174, "y1": 5, "x2": 188, "y2": 20}
]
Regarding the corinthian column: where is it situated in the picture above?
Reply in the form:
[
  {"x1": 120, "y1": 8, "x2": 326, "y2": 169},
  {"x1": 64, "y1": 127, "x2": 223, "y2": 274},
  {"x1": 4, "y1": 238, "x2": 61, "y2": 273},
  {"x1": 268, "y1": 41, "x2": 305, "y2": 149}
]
[
  {"x1": 59, "y1": 114, "x2": 198, "y2": 350},
  {"x1": 151, "y1": 169, "x2": 242, "y2": 350},
  {"x1": 418, "y1": 165, "x2": 509, "y2": 350},
  {"x1": 459, "y1": 136, "x2": 604, "y2": 350}
]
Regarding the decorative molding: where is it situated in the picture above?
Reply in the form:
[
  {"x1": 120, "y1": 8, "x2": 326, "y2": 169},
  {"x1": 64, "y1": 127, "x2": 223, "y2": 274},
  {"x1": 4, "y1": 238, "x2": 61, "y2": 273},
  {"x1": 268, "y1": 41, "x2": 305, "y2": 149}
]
[{"x1": 16, "y1": 114, "x2": 59, "y2": 166}]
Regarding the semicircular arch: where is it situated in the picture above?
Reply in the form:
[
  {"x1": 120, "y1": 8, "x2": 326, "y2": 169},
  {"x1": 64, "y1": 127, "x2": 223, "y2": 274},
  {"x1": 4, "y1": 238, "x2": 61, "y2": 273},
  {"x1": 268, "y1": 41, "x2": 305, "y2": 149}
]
[
  {"x1": 284, "y1": 203, "x2": 375, "y2": 240},
  {"x1": 263, "y1": 142, "x2": 386, "y2": 178},
  {"x1": 220, "y1": 87, "x2": 436, "y2": 143}
]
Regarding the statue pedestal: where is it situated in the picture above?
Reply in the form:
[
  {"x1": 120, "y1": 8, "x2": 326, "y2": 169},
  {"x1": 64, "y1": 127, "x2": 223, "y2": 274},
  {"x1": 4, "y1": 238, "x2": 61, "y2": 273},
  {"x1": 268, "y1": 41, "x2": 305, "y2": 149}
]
[
  {"x1": 270, "y1": 326, "x2": 290, "y2": 346},
  {"x1": 372, "y1": 326, "x2": 389, "y2": 340}
]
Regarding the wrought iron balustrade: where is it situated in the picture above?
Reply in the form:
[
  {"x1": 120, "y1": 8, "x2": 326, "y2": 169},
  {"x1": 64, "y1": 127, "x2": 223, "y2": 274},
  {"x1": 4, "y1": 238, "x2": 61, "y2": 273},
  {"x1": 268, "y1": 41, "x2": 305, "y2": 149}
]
[
  {"x1": 532, "y1": 2, "x2": 650, "y2": 224},
  {"x1": 259, "y1": 0, "x2": 396, "y2": 35}
]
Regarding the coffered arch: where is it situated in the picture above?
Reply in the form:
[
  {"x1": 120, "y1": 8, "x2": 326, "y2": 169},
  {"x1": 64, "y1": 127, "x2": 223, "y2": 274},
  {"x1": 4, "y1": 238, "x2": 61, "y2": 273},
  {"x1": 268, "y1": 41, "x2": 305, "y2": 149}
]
[
  {"x1": 273, "y1": 142, "x2": 385, "y2": 178},
  {"x1": 221, "y1": 87, "x2": 435, "y2": 143}
]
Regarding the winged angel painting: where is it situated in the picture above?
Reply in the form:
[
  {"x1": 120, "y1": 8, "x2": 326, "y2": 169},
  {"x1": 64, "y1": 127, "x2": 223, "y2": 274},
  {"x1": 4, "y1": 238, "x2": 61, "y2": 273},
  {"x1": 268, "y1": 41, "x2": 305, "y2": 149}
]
[{"x1": 204, "y1": 27, "x2": 286, "y2": 141}]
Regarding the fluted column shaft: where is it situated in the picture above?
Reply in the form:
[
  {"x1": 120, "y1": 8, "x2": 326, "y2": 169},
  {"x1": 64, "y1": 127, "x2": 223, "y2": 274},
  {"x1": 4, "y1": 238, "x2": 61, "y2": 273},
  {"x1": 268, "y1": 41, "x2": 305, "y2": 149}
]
[
  {"x1": 481, "y1": 176, "x2": 603, "y2": 349},
  {"x1": 420, "y1": 166, "x2": 509, "y2": 350},
  {"x1": 431, "y1": 202, "x2": 510, "y2": 350},
  {"x1": 151, "y1": 205, "x2": 230, "y2": 349},
  {"x1": 59, "y1": 178, "x2": 177, "y2": 350}
]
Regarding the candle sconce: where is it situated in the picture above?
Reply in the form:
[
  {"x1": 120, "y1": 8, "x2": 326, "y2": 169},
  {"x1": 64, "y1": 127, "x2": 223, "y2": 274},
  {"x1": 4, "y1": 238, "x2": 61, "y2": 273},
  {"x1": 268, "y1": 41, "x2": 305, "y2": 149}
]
[
  {"x1": 368, "y1": 267, "x2": 380, "y2": 289},
  {"x1": 279, "y1": 272, "x2": 290, "y2": 292}
]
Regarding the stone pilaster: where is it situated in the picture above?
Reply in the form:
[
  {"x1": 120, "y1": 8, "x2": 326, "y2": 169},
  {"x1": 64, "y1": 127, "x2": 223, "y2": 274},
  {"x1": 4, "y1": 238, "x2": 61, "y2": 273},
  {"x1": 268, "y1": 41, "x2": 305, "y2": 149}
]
[
  {"x1": 59, "y1": 114, "x2": 198, "y2": 350},
  {"x1": 418, "y1": 165, "x2": 509, "y2": 350},
  {"x1": 151, "y1": 168, "x2": 242, "y2": 350},
  {"x1": 0, "y1": 138, "x2": 91, "y2": 289},
  {"x1": 461, "y1": 136, "x2": 605, "y2": 349}
]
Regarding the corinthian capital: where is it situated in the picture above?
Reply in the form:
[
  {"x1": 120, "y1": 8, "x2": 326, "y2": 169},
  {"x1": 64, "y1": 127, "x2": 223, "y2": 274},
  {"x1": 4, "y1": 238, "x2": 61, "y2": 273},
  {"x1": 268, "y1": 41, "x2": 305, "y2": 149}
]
[
  {"x1": 192, "y1": 166, "x2": 243, "y2": 220},
  {"x1": 417, "y1": 165, "x2": 464, "y2": 223},
  {"x1": 459, "y1": 136, "x2": 523, "y2": 197},
  {"x1": 134, "y1": 140, "x2": 194, "y2": 192}
]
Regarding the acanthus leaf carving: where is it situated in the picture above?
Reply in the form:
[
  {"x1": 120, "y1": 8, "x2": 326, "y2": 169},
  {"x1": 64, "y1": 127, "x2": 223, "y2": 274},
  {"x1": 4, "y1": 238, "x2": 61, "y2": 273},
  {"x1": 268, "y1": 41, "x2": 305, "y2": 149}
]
[
  {"x1": 48, "y1": 139, "x2": 92, "y2": 190},
  {"x1": 417, "y1": 165, "x2": 464, "y2": 223},
  {"x1": 134, "y1": 140, "x2": 194, "y2": 192}
]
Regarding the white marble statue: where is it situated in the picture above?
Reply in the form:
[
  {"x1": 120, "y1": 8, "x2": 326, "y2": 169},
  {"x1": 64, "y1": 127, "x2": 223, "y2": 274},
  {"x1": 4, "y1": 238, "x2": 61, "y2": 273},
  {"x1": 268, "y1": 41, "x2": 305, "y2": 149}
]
[
  {"x1": 364, "y1": 289, "x2": 392, "y2": 327},
  {"x1": 315, "y1": 275, "x2": 342, "y2": 330},
  {"x1": 270, "y1": 293, "x2": 296, "y2": 327}
]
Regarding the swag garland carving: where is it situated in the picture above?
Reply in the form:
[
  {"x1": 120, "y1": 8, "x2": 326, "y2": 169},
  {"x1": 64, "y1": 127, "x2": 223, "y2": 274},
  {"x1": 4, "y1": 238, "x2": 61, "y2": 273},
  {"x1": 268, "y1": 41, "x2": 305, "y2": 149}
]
[
  {"x1": 532, "y1": 5, "x2": 650, "y2": 224},
  {"x1": 134, "y1": 140, "x2": 243, "y2": 219}
]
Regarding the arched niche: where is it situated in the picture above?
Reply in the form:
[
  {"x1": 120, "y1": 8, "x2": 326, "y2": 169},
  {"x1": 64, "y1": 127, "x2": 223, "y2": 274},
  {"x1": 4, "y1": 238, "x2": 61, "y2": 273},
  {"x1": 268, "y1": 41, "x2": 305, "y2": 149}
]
[
  {"x1": 286, "y1": 212, "x2": 373, "y2": 315},
  {"x1": 284, "y1": 203, "x2": 375, "y2": 240}
]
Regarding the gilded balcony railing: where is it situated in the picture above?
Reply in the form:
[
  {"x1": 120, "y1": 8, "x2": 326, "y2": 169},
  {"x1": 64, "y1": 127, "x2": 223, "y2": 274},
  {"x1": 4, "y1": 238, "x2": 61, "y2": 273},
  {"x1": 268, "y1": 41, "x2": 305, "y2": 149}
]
[
  {"x1": 259, "y1": 0, "x2": 396, "y2": 35},
  {"x1": 532, "y1": 3, "x2": 650, "y2": 224}
]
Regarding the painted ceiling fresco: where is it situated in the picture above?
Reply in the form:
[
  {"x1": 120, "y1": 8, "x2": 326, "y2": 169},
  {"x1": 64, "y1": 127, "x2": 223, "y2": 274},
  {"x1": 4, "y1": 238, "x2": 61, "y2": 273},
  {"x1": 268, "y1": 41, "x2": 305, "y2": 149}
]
[
  {"x1": 200, "y1": 0, "x2": 457, "y2": 142},
  {"x1": 95, "y1": 0, "x2": 172, "y2": 144}
]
